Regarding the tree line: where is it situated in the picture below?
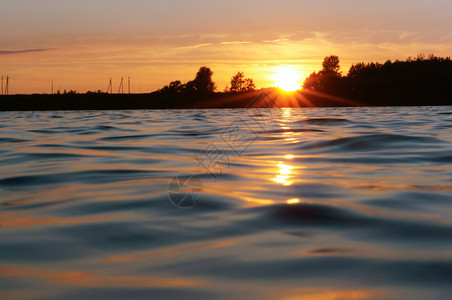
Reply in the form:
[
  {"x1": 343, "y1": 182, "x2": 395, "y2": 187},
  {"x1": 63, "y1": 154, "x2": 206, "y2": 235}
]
[
  {"x1": 25, "y1": 54, "x2": 452, "y2": 108},
  {"x1": 303, "y1": 54, "x2": 452, "y2": 105},
  {"x1": 155, "y1": 67, "x2": 256, "y2": 96}
]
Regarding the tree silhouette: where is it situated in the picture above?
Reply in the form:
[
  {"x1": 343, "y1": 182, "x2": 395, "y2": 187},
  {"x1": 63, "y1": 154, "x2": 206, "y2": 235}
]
[
  {"x1": 243, "y1": 78, "x2": 255, "y2": 91},
  {"x1": 169, "y1": 80, "x2": 183, "y2": 92},
  {"x1": 156, "y1": 66, "x2": 217, "y2": 97},
  {"x1": 303, "y1": 55, "x2": 342, "y2": 90},
  {"x1": 229, "y1": 72, "x2": 256, "y2": 92},
  {"x1": 157, "y1": 80, "x2": 184, "y2": 94},
  {"x1": 230, "y1": 72, "x2": 245, "y2": 92},
  {"x1": 193, "y1": 66, "x2": 216, "y2": 93},
  {"x1": 322, "y1": 55, "x2": 341, "y2": 76},
  {"x1": 303, "y1": 71, "x2": 323, "y2": 90}
]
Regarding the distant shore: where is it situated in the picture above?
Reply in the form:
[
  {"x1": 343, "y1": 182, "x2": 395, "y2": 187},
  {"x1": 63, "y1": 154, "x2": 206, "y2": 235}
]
[
  {"x1": 2, "y1": 55, "x2": 452, "y2": 111},
  {"x1": 1, "y1": 89, "x2": 451, "y2": 111}
]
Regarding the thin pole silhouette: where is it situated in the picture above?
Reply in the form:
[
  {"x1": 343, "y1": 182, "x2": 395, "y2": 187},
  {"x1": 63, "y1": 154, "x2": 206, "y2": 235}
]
[
  {"x1": 1, "y1": 75, "x2": 3, "y2": 95},
  {"x1": 5, "y1": 76, "x2": 9, "y2": 95},
  {"x1": 107, "y1": 78, "x2": 112, "y2": 94},
  {"x1": 51, "y1": 81, "x2": 54, "y2": 95},
  {"x1": 128, "y1": 77, "x2": 131, "y2": 94},
  {"x1": 118, "y1": 77, "x2": 124, "y2": 94}
]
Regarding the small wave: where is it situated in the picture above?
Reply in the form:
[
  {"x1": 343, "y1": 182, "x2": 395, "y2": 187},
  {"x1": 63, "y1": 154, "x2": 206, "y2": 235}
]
[
  {"x1": 363, "y1": 191, "x2": 452, "y2": 211},
  {"x1": 23, "y1": 152, "x2": 88, "y2": 160},
  {"x1": 170, "y1": 129, "x2": 222, "y2": 137},
  {"x1": 308, "y1": 247, "x2": 352, "y2": 254},
  {"x1": 300, "y1": 118, "x2": 350, "y2": 125},
  {"x1": 255, "y1": 128, "x2": 326, "y2": 134},
  {"x1": 154, "y1": 255, "x2": 452, "y2": 287},
  {"x1": 295, "y1": 133, "x2": 445, "y2": 153},
  {"x1": 82, "y1": 145, "x2": 146, "y2": 151},
  {"x1": 0, "y1": 169, "x2": 163, "y2": 188},
  {"x1": 0, "y1": 137, "x2": 30, "y2": 143},
  {"x1": 29, "y1": 129, "x2": 60, "y2": 134},
  {"x1": 245, "y1": 203, "x2": 368, "y2": 227},
  {"x1": 262, "y1": 183, "x2": 345, "y2": 199},
  {"x1": 243, "y1": 203, "x2": 452, "y2": 244},
  {"x1": 94, "y1": 125, "x2": 119, "y2": 131},
  {"x1": 98, "y1": 134, "x2": 156, "y2": 141}
]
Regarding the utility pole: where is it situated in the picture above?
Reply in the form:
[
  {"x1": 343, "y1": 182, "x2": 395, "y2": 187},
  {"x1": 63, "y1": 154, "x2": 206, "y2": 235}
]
[
  {"x1": 1, "y1": 75, "x2": 3, "y2": 96},
  {"x1": 107, "y1": 78, "x2": 112, "y2": 94},
  {"x1": 5, "y1": 76, "x2": 9, "y2": 95},
  {"x1": 118, "y1": 77, "x2": 124, "y2": 94},
  {"x1": 128, "y1": 77, "x2": 131, "y2": 94}
]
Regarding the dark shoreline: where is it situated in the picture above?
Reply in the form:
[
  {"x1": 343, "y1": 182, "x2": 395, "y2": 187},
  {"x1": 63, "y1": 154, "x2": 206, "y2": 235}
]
[{"x1": 0, "y1": 89, "x2": 451, "y2": 111}]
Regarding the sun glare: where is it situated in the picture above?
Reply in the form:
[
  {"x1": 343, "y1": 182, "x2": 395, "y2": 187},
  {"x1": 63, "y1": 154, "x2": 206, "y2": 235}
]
[{"x1": 272, "y1": 66, "x2": 303, "y2": 92}]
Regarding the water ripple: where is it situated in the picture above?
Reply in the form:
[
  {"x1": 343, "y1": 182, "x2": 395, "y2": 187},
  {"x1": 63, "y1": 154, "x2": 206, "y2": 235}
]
[{"x1": 0, "y1": 107, "x2": 451, "y2": 300}]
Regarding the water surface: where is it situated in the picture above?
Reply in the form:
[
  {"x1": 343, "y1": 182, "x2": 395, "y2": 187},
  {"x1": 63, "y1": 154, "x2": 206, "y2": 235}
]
[{"x1": 1, "y1": 107, "x2": 452, "y2": 299}]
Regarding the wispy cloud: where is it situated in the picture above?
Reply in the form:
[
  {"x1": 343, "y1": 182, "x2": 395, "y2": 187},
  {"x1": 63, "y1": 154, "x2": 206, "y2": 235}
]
[
  {"x1": 174, "y1": 43, "x2": 213, "y2": 50},
  {"x1": 220, "y1": 41, "x2": 252, "y2": 45},
  {"x1": 0, "y1": 49, "x2": 54, "y2": 55}
]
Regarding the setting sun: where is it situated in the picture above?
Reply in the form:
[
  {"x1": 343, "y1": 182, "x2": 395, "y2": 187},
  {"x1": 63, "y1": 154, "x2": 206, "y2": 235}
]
[{"x1": 272, "y1": 66, "x2": 303, "y2": 92}]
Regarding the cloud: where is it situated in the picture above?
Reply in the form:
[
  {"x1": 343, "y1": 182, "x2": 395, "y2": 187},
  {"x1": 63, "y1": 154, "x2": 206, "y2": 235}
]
[{"x1": 0, "y1": 49, "x2": 54, "y2": 55}]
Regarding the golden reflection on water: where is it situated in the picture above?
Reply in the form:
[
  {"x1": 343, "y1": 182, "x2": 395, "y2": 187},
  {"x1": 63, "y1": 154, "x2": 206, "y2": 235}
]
[
  {"x1": 0, "y1": 211, "x2": 120, "y2": 229},
  {"x1": 272, "y1": 161, "x2": 295, "y2": 186},
  {"x1": 0, "y1": 266, "x2": 203, "y2": 288},
  {"x1": 281, "y1": 288, "x2": 383, "y2": 300},
  {"x1": 272, "y1": 109, "x2": 299, "y2": 186},
  {"x1": 280, "y1": 107, "x2": 293, "y2": 121},
  {"x1": 287, "y1": 198, "x2": 301, "y2": 204},
  {"x1": 238, "y1": 194, "x2": 276, "y2": 206}
]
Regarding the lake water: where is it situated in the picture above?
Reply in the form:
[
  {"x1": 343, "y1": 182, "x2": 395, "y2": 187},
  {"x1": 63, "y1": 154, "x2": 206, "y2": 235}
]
[{"x1": 0, "y1": 107, "x2": 452, "y2": 300}]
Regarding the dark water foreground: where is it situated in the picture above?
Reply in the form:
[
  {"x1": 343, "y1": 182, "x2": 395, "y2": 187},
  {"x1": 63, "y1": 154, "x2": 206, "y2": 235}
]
[{"x1": 0, "y1": 107, "x2": 452, "y2": 299}]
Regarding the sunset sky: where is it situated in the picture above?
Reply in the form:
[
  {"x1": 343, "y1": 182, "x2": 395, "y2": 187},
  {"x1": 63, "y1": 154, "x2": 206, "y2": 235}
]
[{"x1": 1, "y1": 0, "x2": 452, "y2": 94}]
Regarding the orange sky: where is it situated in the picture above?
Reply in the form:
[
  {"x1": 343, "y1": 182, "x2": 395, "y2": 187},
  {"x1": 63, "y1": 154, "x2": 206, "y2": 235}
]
[{"x1": 1, "y1": 0, "x2": 452, "y2": 94}]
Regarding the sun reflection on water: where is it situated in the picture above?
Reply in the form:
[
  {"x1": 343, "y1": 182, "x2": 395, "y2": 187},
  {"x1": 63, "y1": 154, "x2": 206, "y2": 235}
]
[
  {"x1": 287, "y1": 198, "x2": 301, "y2": 204},
  {"x1": 281, "y1": 107, "x2": 293, "y2": 120},
  {"x1": 272, "y1": 161, "x2": 295, "y2": 186}
]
